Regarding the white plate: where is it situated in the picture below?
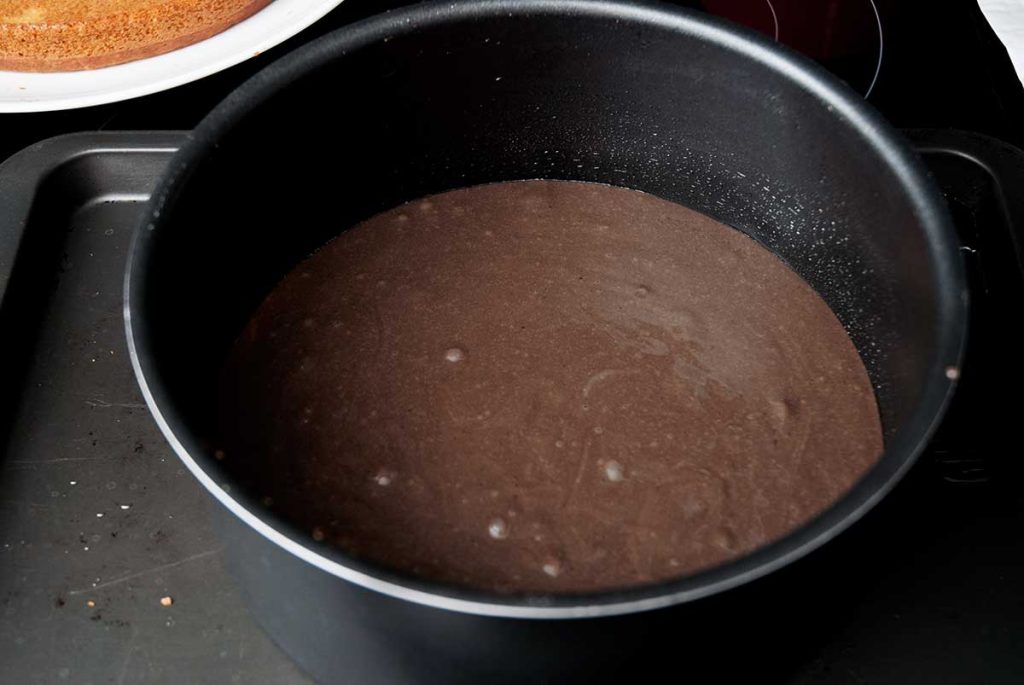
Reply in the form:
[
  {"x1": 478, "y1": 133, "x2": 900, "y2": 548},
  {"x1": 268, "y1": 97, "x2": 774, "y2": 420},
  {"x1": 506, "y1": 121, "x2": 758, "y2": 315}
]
[{"x1": 0, "y1": 0, "x2": 345, "y2": 113}]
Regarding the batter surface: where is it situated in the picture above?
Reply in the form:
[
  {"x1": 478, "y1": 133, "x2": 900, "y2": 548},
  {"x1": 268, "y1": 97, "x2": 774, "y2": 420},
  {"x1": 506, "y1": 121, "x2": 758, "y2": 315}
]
[{"x1": 220, "y1": 180, "x2": 883, "y2": 594}]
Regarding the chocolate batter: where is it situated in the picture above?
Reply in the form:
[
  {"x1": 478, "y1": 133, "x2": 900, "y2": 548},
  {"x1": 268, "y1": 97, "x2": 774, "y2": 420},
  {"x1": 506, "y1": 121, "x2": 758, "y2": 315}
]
[{"x1": 219, "y1": 180, "x2": 883, "y2": 594}]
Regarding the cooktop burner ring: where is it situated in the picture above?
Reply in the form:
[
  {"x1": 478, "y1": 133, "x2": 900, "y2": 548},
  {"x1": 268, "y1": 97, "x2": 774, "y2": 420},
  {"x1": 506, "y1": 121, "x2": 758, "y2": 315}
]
[
  {"x1": 706, "y1": 0, "x2": 884, "y2": 98},
  {"x1": 763, "y1": 0, "x2": 780, "y2": 41},
  {"x1": 864, "y1": 0, "x2": 884, "y2": 98}
]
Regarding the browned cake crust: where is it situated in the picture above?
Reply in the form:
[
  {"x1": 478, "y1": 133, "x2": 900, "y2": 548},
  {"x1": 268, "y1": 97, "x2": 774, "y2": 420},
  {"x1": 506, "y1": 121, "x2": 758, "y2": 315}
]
[{"x1": 0, "y1": 0, "x2": 274, "y2": 72}]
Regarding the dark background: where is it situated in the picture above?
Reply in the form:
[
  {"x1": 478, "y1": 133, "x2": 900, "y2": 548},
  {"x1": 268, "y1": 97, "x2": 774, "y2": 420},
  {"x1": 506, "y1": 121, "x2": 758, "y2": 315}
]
[{"x1": 2, "y1": 0, "x2": 1024, "y2": 163}]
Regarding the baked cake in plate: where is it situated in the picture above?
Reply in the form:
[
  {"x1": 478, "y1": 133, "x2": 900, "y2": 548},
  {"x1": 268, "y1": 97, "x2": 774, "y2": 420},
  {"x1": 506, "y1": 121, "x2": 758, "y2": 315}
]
[{"x1": 0, "y1": 0, "x2": 274, "y2": 72}]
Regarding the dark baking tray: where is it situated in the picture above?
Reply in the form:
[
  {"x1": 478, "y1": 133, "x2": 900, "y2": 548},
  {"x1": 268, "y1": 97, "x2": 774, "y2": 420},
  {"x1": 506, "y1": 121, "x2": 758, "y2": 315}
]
[
  {"x1": 0, "y1": 131, "x2": 1022, "y2": 684},
  {"x1": 0, "y1": 134, "x2": 310, "y2": 685}
]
